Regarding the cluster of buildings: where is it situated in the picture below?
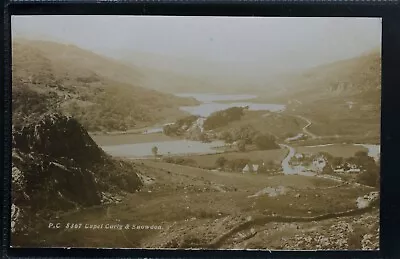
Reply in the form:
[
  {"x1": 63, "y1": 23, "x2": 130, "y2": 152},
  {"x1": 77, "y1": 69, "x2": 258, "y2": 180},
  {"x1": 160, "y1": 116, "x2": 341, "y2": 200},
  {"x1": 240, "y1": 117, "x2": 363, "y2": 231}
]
[
  {"x1": 241, "y1": 161, "x2": 281, "y2": 175},
  {"x1": 291, "y1": 152, "x2": 363, "y2": 175}
]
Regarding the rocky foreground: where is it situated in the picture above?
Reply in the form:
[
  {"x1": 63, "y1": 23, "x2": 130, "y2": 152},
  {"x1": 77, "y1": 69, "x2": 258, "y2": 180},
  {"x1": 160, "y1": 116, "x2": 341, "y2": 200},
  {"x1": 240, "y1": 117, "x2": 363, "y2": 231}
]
[{"x1": 11, "y1": 113, "x2": 143, "y2": 236}]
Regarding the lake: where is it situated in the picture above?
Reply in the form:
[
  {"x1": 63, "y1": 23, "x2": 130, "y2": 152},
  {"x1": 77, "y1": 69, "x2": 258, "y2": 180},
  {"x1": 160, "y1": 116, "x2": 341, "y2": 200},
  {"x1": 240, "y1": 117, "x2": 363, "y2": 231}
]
[
  {"x1": 175, "y1": 93, "x2": 286, "y2": 117},
  {"x1": 102, "y1": 140, "x2": 225, "y2": 158}
]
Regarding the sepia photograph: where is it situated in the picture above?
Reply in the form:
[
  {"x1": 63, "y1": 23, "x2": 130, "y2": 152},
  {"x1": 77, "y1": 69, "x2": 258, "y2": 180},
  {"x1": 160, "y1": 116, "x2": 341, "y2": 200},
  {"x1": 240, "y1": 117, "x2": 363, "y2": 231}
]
[{"x1": 10, "y1": 15, "x2": 381, "y2": 250}]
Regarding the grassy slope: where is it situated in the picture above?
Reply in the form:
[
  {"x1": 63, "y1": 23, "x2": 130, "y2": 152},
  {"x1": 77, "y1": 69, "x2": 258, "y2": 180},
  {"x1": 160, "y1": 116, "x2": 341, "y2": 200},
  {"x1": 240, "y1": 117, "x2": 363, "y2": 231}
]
[
  {"x1": 213, "y1": 110, "x2": 305, "y2": 141},
  {"x1": 13, "y1": 161, "x2": 377, "y2": 248},
  {"x1": 12, "y1": 39, "x2": 198, "y2": 131}
]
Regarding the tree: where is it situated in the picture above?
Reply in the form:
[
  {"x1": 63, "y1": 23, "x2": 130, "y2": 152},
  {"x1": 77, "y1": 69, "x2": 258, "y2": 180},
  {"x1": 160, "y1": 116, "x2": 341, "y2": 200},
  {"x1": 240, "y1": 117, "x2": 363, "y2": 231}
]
[
  {"x1": 231, "y1": 158, "x2": 250, "y2": 172},
  {"x1": 318, "y1": 152, "x2": 333, "y2": 162},
  {"x1": 234, "y1": 125, "x2": 259, "y2": 144},
  {"x1": 163, "y1": 125, "x2": 173, "y2": 136},
  {"x1": 357, "y1": 168, "x2": 379, "y2": 187},
  {"x1": 237, "y1": 140, "x2": 246, "y2": 152},
  {"x1": 253, "y1": 134, "x2": 279, "y2": 150},
  {"x1": 199, "y1": 132, "x2": 210, "y2": 143},
  {"x1": 332, "y1": 157, "x2": 344, "y2": 168},
  {"x1": 221, "y1": 131, "x2": 233, "y2": 144},
  {"x1": 215, "y1": 157, "x2": 227, "y2": 168},
  {"x1": 151, "y1": 146, "x2": 158, "y2": 159}
]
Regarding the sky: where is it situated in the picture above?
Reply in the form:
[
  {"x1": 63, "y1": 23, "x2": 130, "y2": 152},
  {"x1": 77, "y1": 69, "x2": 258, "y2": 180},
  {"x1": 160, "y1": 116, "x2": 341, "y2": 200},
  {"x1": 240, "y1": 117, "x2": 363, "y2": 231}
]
[{"x1": 11, "y1": 15, "x2": 382, "y2": 75}]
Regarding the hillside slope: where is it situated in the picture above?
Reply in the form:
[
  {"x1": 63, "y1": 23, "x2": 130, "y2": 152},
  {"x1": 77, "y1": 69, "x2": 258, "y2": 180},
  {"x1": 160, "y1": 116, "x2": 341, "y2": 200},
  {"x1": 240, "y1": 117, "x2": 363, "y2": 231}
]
[
  {"x1": 258, "y1": 51, "x2": 381, "y2": 138},
  {"x1": 12, "y1": 39, "x2": 198, "y2": 131}
]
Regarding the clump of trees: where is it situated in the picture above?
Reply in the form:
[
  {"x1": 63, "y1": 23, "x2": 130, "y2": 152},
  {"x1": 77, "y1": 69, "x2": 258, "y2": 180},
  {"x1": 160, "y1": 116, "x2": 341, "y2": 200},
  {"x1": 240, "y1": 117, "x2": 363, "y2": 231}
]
[
  {"x1": 225, "y1": 158, "x2": 251, "y2": 172},
  {"x1": 231, "y1": 125, "x2": 259, "y2": 144},
  {"x1": 316, "y1": 150, "x2": 380, "y2": 188},
  {"x1": 353, "y1": 151, "x2": 380, "y2": 187},
  {"x1": 253, "y1": 134, "x2": 280, "y2": 150},
  {"x1": 163, "y1": 115, "x2": 199, "y2": 136},
  {"x1": 218, "y1": 125, "x2": 279, "y2": 152},
  {"x1": 203, "y1": 107, "x2": 246, "y2": 130},
  {"x1": 214, "y1": 156, "x2": 250, "y2": 171},
  {"x1": 162, "y1": 157, "x2": 198, "y2": 167}
]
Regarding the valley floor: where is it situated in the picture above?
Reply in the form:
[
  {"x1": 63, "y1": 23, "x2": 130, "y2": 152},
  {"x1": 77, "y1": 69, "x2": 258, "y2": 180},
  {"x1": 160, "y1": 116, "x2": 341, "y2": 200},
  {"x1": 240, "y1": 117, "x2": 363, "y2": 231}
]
[{"x1": 12, "y1": 160, "x2": 379, "y2": 250}]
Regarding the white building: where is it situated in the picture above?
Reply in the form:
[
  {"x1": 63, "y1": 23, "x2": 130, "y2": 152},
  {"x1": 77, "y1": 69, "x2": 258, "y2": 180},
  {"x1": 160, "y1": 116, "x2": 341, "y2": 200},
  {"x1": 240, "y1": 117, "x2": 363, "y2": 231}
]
[
  {"x1": 242, "y1": 164, "x2": 259, "y2": 174},
  {"x1": 295, "y1": 153, "x2": 303, "y2": 159}
]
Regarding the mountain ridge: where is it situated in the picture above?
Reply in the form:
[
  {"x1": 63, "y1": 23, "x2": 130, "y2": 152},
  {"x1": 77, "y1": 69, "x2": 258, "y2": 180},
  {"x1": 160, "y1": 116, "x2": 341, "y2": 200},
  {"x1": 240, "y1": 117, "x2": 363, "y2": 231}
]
[{"x1": 12, "y1": 39, "x2": 199, "y2": 131}]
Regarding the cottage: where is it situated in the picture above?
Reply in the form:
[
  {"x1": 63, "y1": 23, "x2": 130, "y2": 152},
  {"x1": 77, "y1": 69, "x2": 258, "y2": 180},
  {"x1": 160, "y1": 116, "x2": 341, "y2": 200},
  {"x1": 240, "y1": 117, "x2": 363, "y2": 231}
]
[
  {"x1": 334, "y1": 168, "x2": 345, "y2": 173},
  {"x1": 334, "y1": 164, "x2": 361, "y2": 174},
  {"x1": 242, "y1": 164, "x2": 259, "y2": 174},
  {"x1": 347, "y1": 168, "x2": 361, "y2": 173},
  {"x1": 295, "y1": 153, "x2": 303, "y2": 159}
]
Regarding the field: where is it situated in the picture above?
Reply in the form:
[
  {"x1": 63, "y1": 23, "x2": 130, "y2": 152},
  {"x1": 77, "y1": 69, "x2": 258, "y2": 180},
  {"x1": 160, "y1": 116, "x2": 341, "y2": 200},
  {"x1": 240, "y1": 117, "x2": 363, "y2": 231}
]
[
  {"x1": 215, "y1": 111, "x2": 305, "y2": 140},
  {"x1": 293, "y1": 144, "x2": 368, "y2": 158},
  {"x1": 177, "y1": 148, "x2": 288, "y2": 168},
  {"x1": 12, "y1": 160, "x2": 378, "y2": 249},
  {"x1": 91, "y1": 132, "x2": 179, "y2": 145}
]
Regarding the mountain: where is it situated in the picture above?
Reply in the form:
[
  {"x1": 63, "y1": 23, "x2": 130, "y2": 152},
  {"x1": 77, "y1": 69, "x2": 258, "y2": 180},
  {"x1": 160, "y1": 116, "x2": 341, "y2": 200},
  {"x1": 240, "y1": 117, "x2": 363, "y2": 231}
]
[
  {"x1": 12, "y1": 39, "x2": 199, "y2": 131},
  {"x1": 115, "y1": 51, "x2": 284, "y2": 94},
  {"x1": 267, "y1": 49, "x2": 381, "y2": 102},
  {"x1": 257, "y1": 50, "x2": 381, "y2": 138},
  {"x1": 11, "y1": 113, "x2": 143, "y2": 236}
]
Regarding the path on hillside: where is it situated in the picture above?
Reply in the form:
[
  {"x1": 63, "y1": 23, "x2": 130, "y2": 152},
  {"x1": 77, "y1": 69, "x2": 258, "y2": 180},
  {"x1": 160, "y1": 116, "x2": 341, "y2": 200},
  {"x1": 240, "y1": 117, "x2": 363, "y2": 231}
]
[
  {"x1": 295, "y1": 115, "x2": 318, "y2": 139},
  {"x1": 206, "y1": 200, "x2": 379, "y2": 249}
]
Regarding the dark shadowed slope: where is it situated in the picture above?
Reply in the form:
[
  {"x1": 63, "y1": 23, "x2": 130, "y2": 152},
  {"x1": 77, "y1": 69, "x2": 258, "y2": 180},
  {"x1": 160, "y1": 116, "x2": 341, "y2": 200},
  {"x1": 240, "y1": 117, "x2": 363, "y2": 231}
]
[{"x1": 11, "y1": 113, "x2": 143, "y2": 238}]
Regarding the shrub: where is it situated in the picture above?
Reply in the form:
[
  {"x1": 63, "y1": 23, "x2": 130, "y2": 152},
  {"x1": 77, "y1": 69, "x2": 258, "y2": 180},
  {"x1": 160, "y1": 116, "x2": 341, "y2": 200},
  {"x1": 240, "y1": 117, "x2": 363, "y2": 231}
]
[
  {"x1": 220, "y1": 131, "x2": 233, "y2": 143},
  {"x1": 237, "y1": 140, "x2": 246, "y2": 152},
  {"x1": 215, "y1": 157, "x2": 227, "y2": 168},
  {"x1": 356, "y1": 169, "x2": 379, "y2": 187},
  {"x1": 226, "y1": 158, "x2": 250, "y2": 172},
  {"x1": 232, "y1": 125, "x2": 259, "y2": 144},
  {"x1": 332, "y1": 157, "x2": 345, "y2": 167}
]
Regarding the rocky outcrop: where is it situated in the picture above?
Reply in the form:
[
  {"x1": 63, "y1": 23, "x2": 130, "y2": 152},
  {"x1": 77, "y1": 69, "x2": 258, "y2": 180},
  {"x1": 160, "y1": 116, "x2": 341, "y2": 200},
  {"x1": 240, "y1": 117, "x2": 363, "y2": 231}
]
[
  {"x1": 11, "y1": 113, "x2": 142, "y2": 234},
  {"x1": 12, "y1": 113, "x2": 105, "y2": 166}
]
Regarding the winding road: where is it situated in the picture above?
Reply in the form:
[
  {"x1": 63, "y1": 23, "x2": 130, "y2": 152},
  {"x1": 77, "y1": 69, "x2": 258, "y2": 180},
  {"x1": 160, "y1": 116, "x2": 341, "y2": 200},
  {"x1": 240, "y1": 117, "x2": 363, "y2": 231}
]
[{"x1": 295, "y1": 115, "x2": 318, "y2": 139}]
